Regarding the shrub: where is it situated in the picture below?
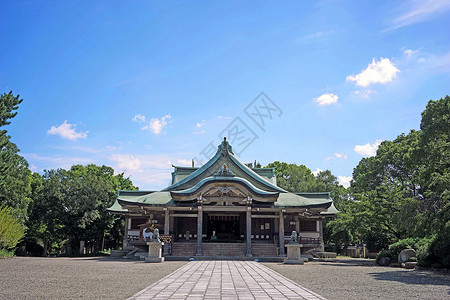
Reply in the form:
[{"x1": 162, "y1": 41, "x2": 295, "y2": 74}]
[
  {"x1": 429, "y1": 226, "x2": 450, "y2": 268},
  {"x1": 377, "y1": 237, "x2": 433, "y2": 264},
  {"x1": 376, "y1": 248, "x2": 396, "y2": 264},
  {"x1": 0, "y1": 248, "x2": 15, "y2": 258},
  {"x1": 0, "y1": 206, "x2": 26, "y2": 251}
]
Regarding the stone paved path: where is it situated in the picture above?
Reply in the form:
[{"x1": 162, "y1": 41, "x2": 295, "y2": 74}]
[{"x1": 129, "y1": 260, "x2": 326, "y2": 299}]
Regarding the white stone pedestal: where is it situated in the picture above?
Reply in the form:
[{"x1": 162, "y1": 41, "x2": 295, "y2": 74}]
[
  {"x1": 145, "y1": 242, "x2": 164, "y2": 263},
  {"x1": 284, "y1": 244, "x2": 304, "y2": 264}
]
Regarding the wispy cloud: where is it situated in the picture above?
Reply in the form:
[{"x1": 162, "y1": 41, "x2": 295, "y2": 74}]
[
  {"x1": 296, "y1": 30, "x2": 335, "y2": 44},
  {"x1": 109, "y1": 153, "x2": 193, "y2": 189},
  {"x1": 354, "y1": 140, "x2": 382, "y2": 157},
  {"x1": 389, "y1": 0, "x2": 450, "y2": 31},
  {"x1": 132, "y1": 114, "x2": 146, "y2": 123},
  {"x1": 334, "y1": 153, "x2": 348, "y2": 159},
  {"x1": 133, "y1": 114, "x2": 172, "y2": 135},
  {"x1": 47, "y1": 121, "x2": 88, "y2": 141},
  {"x1": 110, "y1": 154, "x2": 142, "y2": 171},
  {"x1": 352, "y1": 89, "x2": 377, "y2": 99},
  {"x1": 313, "y1": 93, "x2": 339, "y2": 106},
  {"x1": 24, "y1": 153, "x2": 94, "y2": 171},
  {"x1": 193, "y1": 130, "x2": 206, "y2": 135},
  {"x1": 196, "y1": 120, "x2": 206, "y2": 128},
  {"x1": 347, "y1": 58, "x2": 400, "y2": 87}
]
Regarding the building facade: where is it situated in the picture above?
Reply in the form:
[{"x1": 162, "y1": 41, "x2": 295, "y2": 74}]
[{"x1": 108, "y1": 138, "x2": 338, "y2": 257}]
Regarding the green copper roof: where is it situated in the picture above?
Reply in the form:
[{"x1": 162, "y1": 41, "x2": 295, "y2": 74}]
[
  {"x1": 275, "y1": 193, "x2": 332, "y2": 208},
  {"x1": 107, "y1": 198, "x2": 129, "y2": 213},
  {"x1": 163, "y1": 139, "x2": 285, "y2": 193},
  {"x1": 170, "y1": 176, "x2": 279, "y2": 198},
  {"x1": 108, "y1": 139, "x2": 339, "y2": 213},
  {"x1": 320, "y1": 202, "x2": 340, "y2": 215}
]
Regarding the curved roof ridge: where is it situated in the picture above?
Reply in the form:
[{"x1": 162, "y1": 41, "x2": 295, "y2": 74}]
[
  {"x1": 228, "y1": 154, "x2": 287, "y2": 192},
  {"x1": 162, "y1": 150, "x2": 222, "y2": 191},
  {"x1": 171, "y1": 176, "x2": 280, "y2": 196}
]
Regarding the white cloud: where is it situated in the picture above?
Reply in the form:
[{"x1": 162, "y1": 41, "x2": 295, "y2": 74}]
[
  {"x1": 346, "y1": 58, "x2": 400, "y2": 87},
  {"x1": 196, "y1": 120, "x2": 206, "y2": 128},
  {"x1": 334, "y1": 153, "x2": 348, "y2": 159},
  {"x1": 217, "y1": 115, "x2": 232, "y2": 119},
  {"x1": 338, "y1": 175, "x2": 352, "y2": 188},
  {"x1": 390, "y1": 0, "x2": 450, "y2": 30},
  {"x1": 110, "y1": 154, "x2": 142, "y2": 171},
  {"x1": 135, "y1": 114, "x2": 172, "y2": 135},
  {"x1": 313, "y1": 93, "x2": 338, "y2": 106},
  {"x1": 47, "y1": 120, "x2": 88, "y2": 141},
  {"x1": 24, "y1": 153, "x2": 94, "y2": 170},
  {"x1": 312, "y1": 168, "x2": 323, "y2": 176},
  {"x1": 354, "y1": 140, "x2": 382, "y2": 157},
  {"x1": 193, "y1": 130, "x2": 206, "y2": 135},
  {"x1": 296, "y1": 30, "x2": 335, "y2": 44},
  {"x1": 403, "y1": 49, "x2": 420, "y2": 58},
  {"x1": 176, "y1": 159, "x2": 192, "y2": 166},
  {"x1": 109, "y1": 153, "x2": 193, "y2": 189},
  {"x1": 132, "y1": 114, "x2": 147, "y2": 123},
  {"x1": 352, "y1": 89, "x2": 377, "y2": 99}
]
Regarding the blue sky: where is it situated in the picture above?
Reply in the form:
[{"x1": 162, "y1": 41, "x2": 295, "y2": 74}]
[{"x1": 1, "y1": 0, "x2": 449, "y2": 189}]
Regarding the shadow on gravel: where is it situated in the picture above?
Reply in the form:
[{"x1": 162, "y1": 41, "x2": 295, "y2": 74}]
[
  {"x1": 313, "y1": 258, "x2": 377, "y2": 267},
  {"x1": 369, "y1": 270, "x2": 450, "y2": 287},
  {"x1": 72, "y1": 256, "x2": 144, "y2": 263}
]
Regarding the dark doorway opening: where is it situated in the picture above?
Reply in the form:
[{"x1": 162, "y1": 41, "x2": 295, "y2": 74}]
[{"x1": 207, "y1": 214, "x2": 242, "y2": 242}]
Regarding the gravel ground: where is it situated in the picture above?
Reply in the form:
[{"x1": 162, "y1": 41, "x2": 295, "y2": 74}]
[
  {"x1": 0, "y1": 257, "x2": 186, "y2": 299},
  {"x1": 264, "y1": 258, "x2": 450, "y2": 300},
  {"x1": 1, "y1": 257, "x2": 449, "y2": 299}
]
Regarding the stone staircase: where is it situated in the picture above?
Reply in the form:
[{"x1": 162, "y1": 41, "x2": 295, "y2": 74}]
[
  {"x1": 252, "y1": 243, "x2": 277, "y2": 257},
  {"x1": 171, "y1": 242, "x2": 277, "y2": 257},
  {"x1": 202, "y1": 243, "x2": 246, "y2": 256},
  {"x1": 172, "y1": 242, "x2": 197, "y2": 256}
]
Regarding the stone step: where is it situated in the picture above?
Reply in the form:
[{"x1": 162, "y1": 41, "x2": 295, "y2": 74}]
[{"x1": 171, "y1": 242, "x2": 278, "y2": 257}]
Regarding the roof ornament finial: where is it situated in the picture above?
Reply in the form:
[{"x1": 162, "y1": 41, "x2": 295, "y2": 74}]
[
  {"x1": 216, "y1": 137, "x2": 234, "y2": 155},
  {"x1": 214, "y1": 164, "x2": 235, "y2": 177}
]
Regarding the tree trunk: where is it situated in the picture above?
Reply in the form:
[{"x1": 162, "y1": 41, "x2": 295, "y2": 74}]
[{"x1": 42, "y1": 238, "x2": 48, "y2": 257}]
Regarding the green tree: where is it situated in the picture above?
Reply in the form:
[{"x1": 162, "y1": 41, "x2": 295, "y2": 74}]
[
  {"x1": 265, "y1": 161, "x2": 317, "y2": 192},
  {"x1": 344, "y1": 96, "x2": 450, "y2": 251},
  {"x1": 419, "y1": 96, "x2": 450, "y2": 234},
  {"x1": 0, "y1": 91, "x2": 31, "y2": 221},
  {"x1": 26, "y1": 164, "x2": 137, "y2": 255},
  {"x1": 0, "y1": 205, "x2": 25, "y2": 252}
]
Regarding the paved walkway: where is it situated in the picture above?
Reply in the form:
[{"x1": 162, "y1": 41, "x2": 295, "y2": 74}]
[{"x1": 129, "y1": 260, "x2": 326, "y2": 299}]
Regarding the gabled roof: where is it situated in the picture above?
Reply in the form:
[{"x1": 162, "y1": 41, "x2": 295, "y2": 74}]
[
  {"x1": 163, "y1": 139, "x2": 285, "y2": 193},
  {"x1": 108, "y1": 138, "x2": 337, "y2": 213}
]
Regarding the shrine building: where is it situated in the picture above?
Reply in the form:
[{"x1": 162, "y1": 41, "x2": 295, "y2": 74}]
[{"x1": 108, "y1": 138, "x2": 339, "y2": 258}]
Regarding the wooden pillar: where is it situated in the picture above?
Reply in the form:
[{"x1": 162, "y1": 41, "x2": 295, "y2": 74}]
[
  {"x1": 279, "y1": 210, "x2": 285, "y2": 256},
  {"x1": 294, "y1": 215, "x2": 300, "y2": 233},
  {"x1": 196, "y1": 197, "x2": 203, "y2": 256},
  {"x1": 319, "y1": 218, "x2": 324, "y2": 251},
  {"x1": 246, "y1": 206, "x2": 252, "y2": 256},
  {"x1": 164, "y1": 209, "x2": 170, "y2": 235},
  {"x1": 123, "y1": 215, "x2": 129, "y2": 248}
]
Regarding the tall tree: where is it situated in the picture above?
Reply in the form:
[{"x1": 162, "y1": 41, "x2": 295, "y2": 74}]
[
  {"x1": 265, "y1": 161, "x2": 317, "y2": 192},
  {"x1": 419, "y1": 96, "x2": 450, "y2": 234},
  {"x1": 0, "y1": 92, "x2": 31, "y2": 221},
  {"x1": 26, "y1": 164, "x2": 137, "y2": 255}
]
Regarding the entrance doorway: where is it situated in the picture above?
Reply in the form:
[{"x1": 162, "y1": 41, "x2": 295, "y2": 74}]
[{"x1": 207, "y1": 214, "x2": 243, "y2": 242}]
